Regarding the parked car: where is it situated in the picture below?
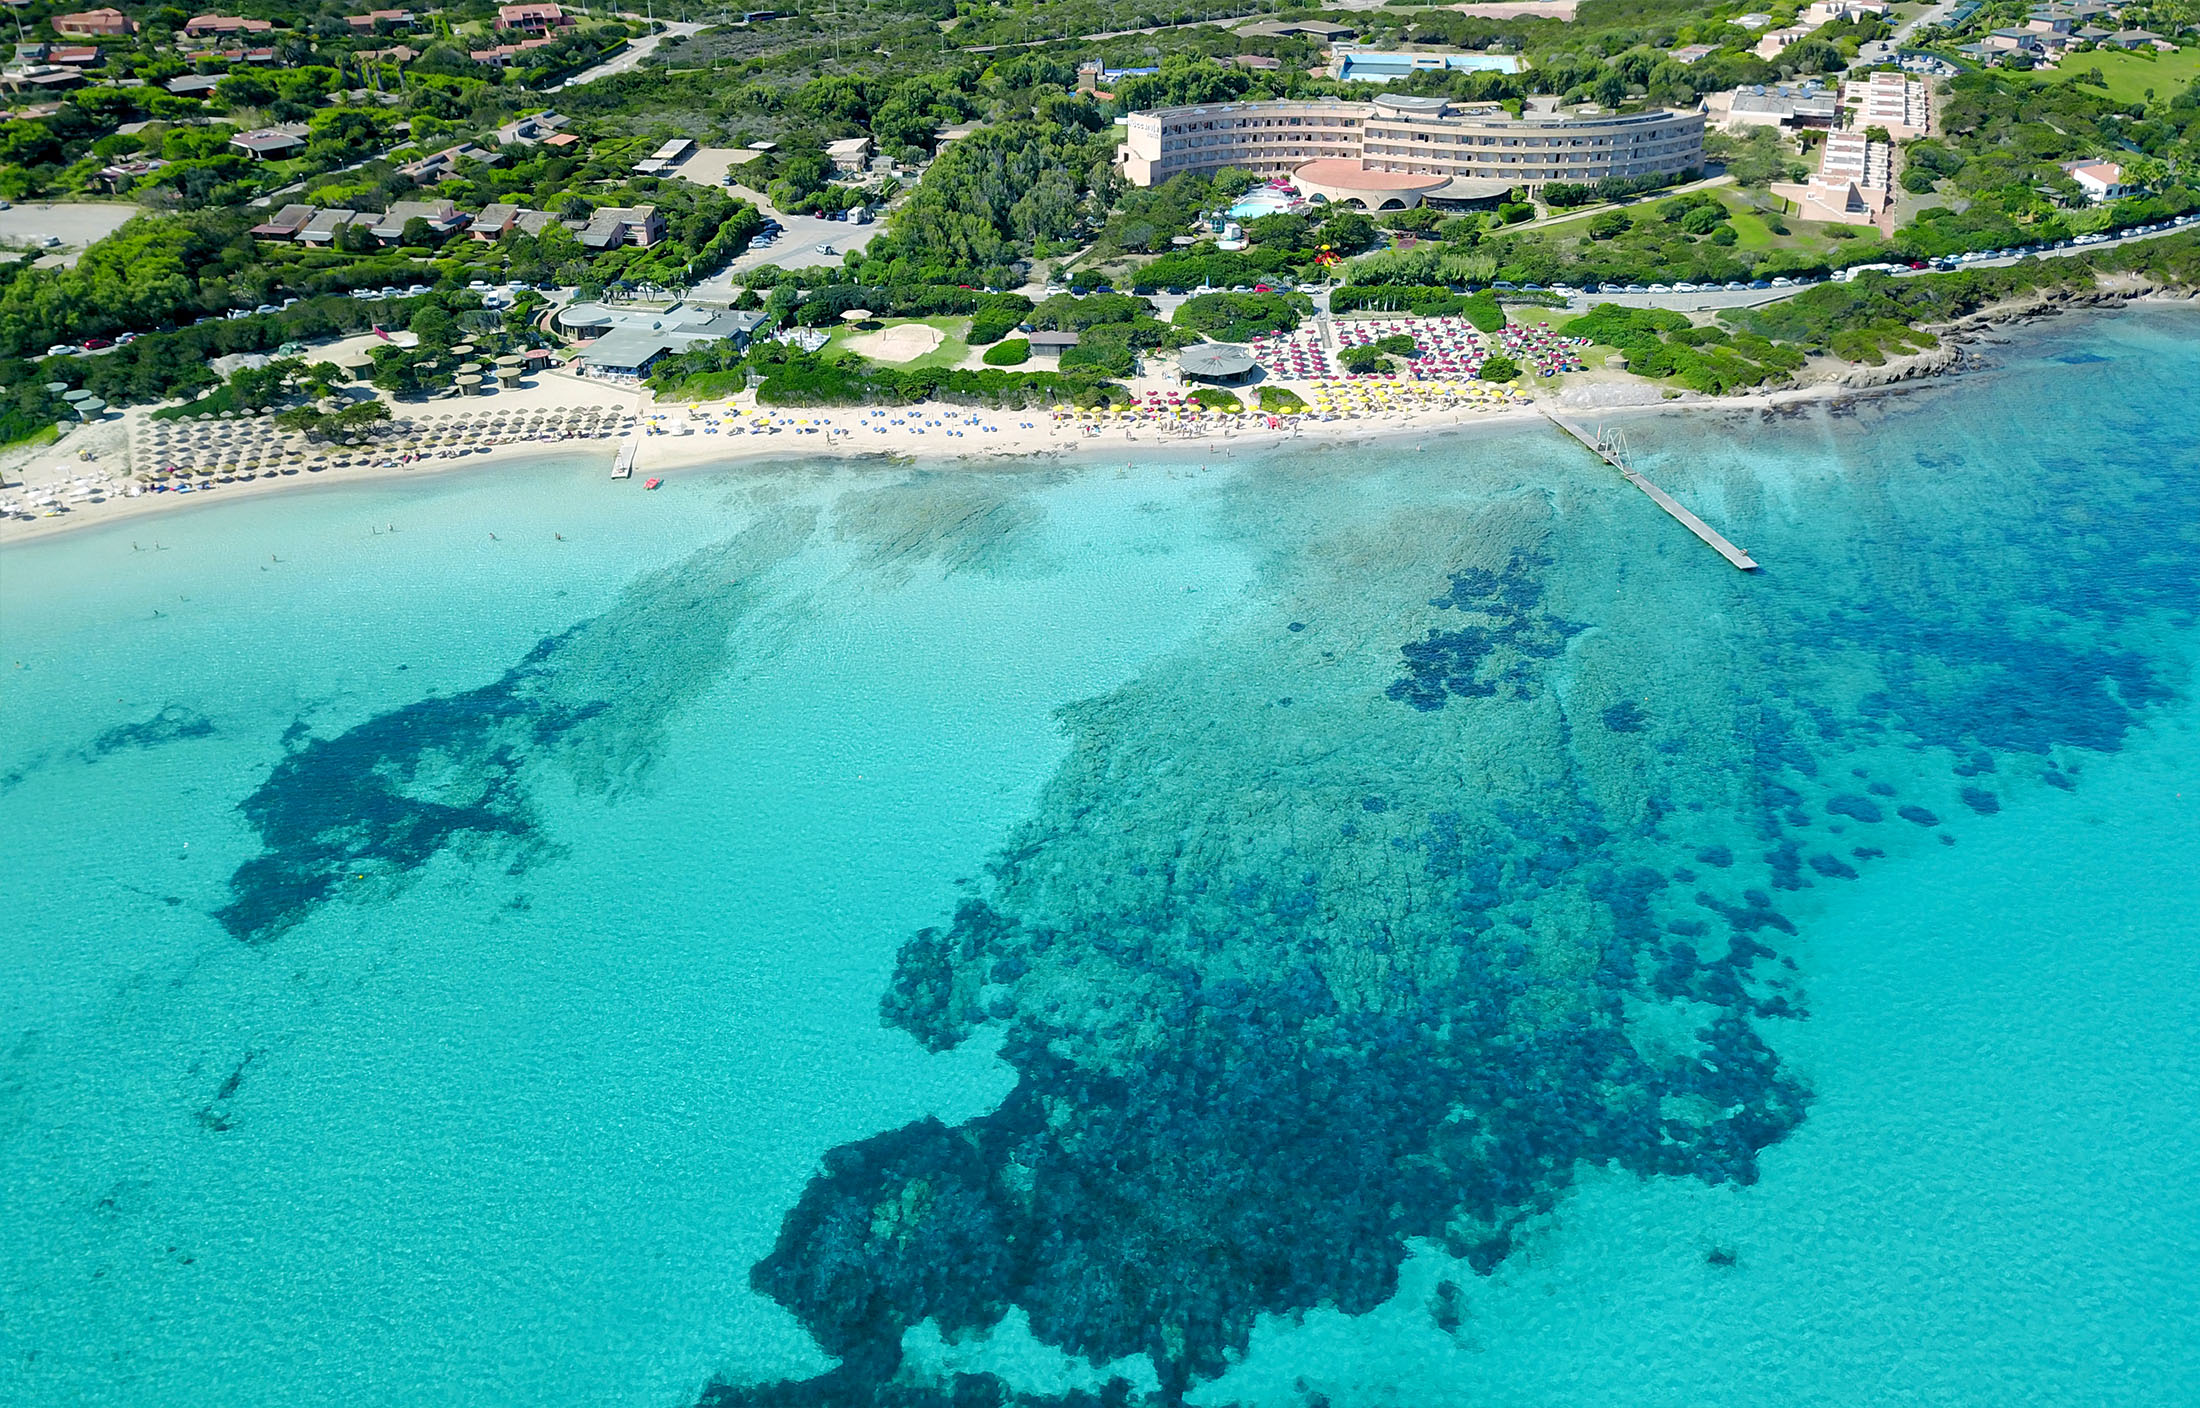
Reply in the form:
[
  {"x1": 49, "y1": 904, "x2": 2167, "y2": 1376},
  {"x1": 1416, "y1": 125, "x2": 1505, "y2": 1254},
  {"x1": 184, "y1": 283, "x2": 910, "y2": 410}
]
[
  {"x1": 46, "y1": 343, "x2": 78, "y2": 357},
  {"x1": 82, "y1": 336, "x2": 114, "y2": 350},
  {"x1": 814, "y1": 242, "x2": 834, "y2": 254}
]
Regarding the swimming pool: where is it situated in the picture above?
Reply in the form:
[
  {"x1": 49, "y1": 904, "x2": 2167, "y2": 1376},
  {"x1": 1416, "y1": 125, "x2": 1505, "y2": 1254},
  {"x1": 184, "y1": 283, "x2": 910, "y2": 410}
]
[{"x1": 1227, "y1": 193, "x2": 1296, "y2": 220}]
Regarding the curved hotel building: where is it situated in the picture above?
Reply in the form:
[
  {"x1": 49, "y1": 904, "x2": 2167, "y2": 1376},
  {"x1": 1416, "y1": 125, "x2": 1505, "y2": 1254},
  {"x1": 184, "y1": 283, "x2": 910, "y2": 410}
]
[{"x1": 1120, "y1": 94, "x2": 1704, "y2": 205}]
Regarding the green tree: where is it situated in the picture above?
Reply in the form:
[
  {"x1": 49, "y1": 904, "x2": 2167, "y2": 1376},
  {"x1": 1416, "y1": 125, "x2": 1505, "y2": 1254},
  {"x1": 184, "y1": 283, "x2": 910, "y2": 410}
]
[
  {"x1": 408, "y1": 302, "x2": 455, "y2": 347},
  {"x1": 1479, "y1": 354, "x2": 1520, "y2": 381},
  {"x1": 1588, "y1": 210, "x2": 1632, "y2": 240}
]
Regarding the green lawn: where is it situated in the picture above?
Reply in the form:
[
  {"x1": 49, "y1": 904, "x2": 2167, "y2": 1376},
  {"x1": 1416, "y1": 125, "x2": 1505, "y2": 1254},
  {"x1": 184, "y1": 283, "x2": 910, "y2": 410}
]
[
  {"x1": 2045, "y1": 46, "x2": 2200, "y2": 107},
  {"x1": 824, "y1": 315, "x2": 972, "y2": 370},
  {"x1": 1724, "y1": 206, "x2": 1783, "y2": 251},
  {"x1": 1537, "y1": 190, "x2": 1863, "y2": 261}
]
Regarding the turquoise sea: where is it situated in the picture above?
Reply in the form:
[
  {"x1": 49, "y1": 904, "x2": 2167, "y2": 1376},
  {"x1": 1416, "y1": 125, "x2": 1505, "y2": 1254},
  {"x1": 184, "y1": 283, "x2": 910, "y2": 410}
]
[{"x1": 2, "y1": 305, "x2": 2196, "y2": 1407}]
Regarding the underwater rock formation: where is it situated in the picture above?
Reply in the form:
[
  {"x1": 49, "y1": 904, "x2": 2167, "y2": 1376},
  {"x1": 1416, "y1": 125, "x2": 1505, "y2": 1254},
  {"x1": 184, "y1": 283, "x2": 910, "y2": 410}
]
[
  {"x1": 709, "y1": 381, "x2": 2199, "y2": 1404},
  {"x1": 216, "y1": 513, "x2": 815, "y2": 943}
]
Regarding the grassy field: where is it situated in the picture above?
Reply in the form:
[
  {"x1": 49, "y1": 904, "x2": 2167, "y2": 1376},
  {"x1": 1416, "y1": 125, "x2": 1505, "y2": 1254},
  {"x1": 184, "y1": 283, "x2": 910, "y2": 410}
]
[
  {"x1": 2046, "y1": 47, "x2": 2200, "y2": 107},
  {"x1": 824, "y1": 315, "x2": 972, "y2": 369},
  {"x1": 1533, "y1": 188, "x2": 1887, "y2": 264}
]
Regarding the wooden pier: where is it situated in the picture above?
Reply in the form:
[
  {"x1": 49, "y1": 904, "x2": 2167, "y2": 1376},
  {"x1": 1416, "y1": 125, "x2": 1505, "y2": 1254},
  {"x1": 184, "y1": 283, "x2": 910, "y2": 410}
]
[{"x1": 1541, "y1": 408, "x2": 1757, "y2": 571}]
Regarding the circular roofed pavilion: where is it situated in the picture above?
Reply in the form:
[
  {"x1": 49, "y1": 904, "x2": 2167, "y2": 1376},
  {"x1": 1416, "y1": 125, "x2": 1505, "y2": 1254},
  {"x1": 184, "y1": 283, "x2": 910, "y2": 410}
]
[
  {"x1": 1291, "y1": 158, "x2": 1449, "y2": 212},
  {"x1": 1179, "y1": 342, "x2": 1259, "y2": 384}
]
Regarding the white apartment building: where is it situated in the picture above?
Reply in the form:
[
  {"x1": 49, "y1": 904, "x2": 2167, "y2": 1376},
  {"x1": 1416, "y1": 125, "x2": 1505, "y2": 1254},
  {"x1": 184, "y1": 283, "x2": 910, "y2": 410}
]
[
  {"x1": 1118, "y1": 94, "x2": 1705, "y2": 197},
  {"x1": 1842, "y1": 70, "x2": 1932, "y2": 140},
  {"x1": 1771, "y1": 129, "x2": 1896, "y2": 229}
]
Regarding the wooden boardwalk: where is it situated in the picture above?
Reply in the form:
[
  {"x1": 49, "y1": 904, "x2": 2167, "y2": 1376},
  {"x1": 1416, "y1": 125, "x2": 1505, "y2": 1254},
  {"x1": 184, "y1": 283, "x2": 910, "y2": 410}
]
[{"x1": 1541, "y1": 408, "x2": 1758, "y2": 571}]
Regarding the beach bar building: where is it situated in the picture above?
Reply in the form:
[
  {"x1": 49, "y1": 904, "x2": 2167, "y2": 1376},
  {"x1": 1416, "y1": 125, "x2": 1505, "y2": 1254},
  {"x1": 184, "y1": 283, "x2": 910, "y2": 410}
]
[{"x1": 1178, "y1": 343, "x2": 1259, "y2": 385}]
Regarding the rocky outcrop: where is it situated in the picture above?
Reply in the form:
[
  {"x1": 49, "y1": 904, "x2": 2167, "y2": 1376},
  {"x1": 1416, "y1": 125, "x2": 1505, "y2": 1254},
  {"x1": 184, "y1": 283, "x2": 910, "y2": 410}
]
[{"x1": 1837, "y1": 339, "x2": 1961, "y2": 388}]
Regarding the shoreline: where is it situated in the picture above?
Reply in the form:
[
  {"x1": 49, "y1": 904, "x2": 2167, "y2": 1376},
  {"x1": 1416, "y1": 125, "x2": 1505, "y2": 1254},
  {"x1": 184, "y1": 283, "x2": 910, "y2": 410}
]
[{"x1": 5, "y1": 290, "x2": 2192, "y2": 549}]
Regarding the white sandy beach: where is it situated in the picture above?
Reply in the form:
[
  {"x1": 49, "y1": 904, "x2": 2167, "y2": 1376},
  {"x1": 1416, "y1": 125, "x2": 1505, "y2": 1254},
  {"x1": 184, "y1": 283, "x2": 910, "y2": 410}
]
[
  {"x1": 0, "y1": 369, "x2": 1572, "y2": 546},
  {"x1": 0, "y1": 310, "x2": 2013, "y2": 550}
]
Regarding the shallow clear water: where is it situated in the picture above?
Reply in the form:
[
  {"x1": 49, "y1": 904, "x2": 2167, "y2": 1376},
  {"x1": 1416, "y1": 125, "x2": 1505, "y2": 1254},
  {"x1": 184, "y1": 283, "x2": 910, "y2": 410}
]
[{"x1": 3, "y1": 307, "x2": 2197, "y2": 1407}]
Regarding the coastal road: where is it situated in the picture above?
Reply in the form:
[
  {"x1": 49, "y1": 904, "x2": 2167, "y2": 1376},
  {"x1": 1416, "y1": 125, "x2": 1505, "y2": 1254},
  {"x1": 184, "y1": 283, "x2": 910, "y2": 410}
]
[
  {"x1": 548, "y1": 19, "x2": 702, "y2": 91},
  {"x1": 1892, "y1": 0, "x2": 1962, "y2": 44},
  {"x1": 1541, "y1": 217, "x2": 2200, "y2": 315}
]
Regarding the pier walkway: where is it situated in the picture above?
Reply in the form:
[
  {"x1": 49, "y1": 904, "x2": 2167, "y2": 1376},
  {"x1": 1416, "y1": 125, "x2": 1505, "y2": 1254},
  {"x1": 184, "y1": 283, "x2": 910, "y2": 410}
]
[{"x1": 1541, "y1": 408, "x2": 1758, "y2": 571}]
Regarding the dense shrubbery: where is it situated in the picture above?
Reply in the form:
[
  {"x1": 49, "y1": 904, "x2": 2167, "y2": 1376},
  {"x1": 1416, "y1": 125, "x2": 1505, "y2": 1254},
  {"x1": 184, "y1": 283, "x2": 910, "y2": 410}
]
[
  {"x1": 967, "y1": 294, "x2": 1038, "y2": 345},
  {"x1": 1717, "y1": 253, "x2": 2155, "y2": 361},
  {"x1": 1564, "y1": 302, "x2": 1804, "y2": 390},
  {"x1": 1173, "y1": 290, "x2": 1307, "y2": 341},
  {"x1": 982, "y1": 338, "x2": 1031, "y2": 366},
  {"x1": 1541, "y1": 168, "x2": 1702, "y2": 208},
  {"x1": 37, "y1": 292, "x2": 465, "y2": 410},
  {"x1": 1132, "y1": 245, "x2": 1302, "y2": 292},
  {"x1": 1329, "y1": 286, "x2": 1505, "y2": 331},
  {"x1": 0, "y1": 372, "x2": 67, "y2": 446},
  {"x1": 649, "y1": 339, "x2": 1121, "y2": 409},
  {"x1": 1058, "y1": 331, "x2": 1138, "y2": 377},
  {"x1": 858, "y1": 110, "x2": 1117, "y2": 283}
]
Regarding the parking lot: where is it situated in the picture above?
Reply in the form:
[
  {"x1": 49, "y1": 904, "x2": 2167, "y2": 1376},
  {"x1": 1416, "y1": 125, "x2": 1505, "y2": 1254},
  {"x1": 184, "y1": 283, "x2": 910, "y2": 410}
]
[
  {"x1": 0, "y1": 202, "x2": 137, "y2": 267},
  {"x1": 684, "y1": 210, "x2": 886, "y2": 303}
]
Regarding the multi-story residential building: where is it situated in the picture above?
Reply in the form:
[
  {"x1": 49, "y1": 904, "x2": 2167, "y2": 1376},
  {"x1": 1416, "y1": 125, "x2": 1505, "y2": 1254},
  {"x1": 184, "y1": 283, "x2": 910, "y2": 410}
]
[
  {"x1": 578, "y1": 204, "x2": 663, "y2": 249},
  {"x1": 2068, "y1": 160, "x2": 2130, "y2": 203},
  {"x1": 1753, "y1": 25, "x2": 1814, "y2": 58},
  {"x1": 346, "y1": 10, "x2": 418, "y2": 32},
  {"x1": 51, "y1": 9, "x2": 134, "y2": 37},
  {"x1": 1771, "y1": 129, "x2": 1895, "y2": 230},
  {"x1": 496, "y1": 4, "x2": 574, "y2": 33},
  {"x1": 1119, "y1": 94, "x2": 1704, "y2": 204},
  {"x1": 1800, "y1": 0, "x2": 1888, "y2": 23},
  {"x1": 181, "y1": 15, "x2": 273, "y2": 38},
  {"x1": 1841, "y1": 70, "x2": 1931, "y2": 140}
]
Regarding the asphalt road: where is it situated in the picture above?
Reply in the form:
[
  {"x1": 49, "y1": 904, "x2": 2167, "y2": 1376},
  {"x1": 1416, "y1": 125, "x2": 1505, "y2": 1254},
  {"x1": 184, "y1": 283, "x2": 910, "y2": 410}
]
[{"x1": 548, "y1": 19, "x2": 702, "y2": 91}]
